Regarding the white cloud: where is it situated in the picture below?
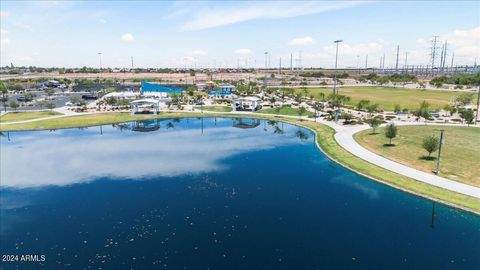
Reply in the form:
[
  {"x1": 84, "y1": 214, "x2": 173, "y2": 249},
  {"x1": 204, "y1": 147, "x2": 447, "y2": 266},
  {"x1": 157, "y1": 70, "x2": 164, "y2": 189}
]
[
  {"x1": 191, "y1": 49, "x2": 207, "y2": 56},
  {"x1": 0, "y1": 38, "x2": 11, "y2": 46},
  {"x1": 0, "y1": 11, "x2": 8, "y2": 18},
  {"x1": 120, "y1": 33, "x2": 135, "y2": 42},
  {"x1": 178, "y1": 1, "x2": 366, "y2": 31},
  {"x1": 416, "y1": 27, "x2": 480, "y2": 65},
  {"x1": 0, "y1": 28, "x2": 8, "y2": 35},
  {"x1": 324, "y1": 41, "x2": 384, "y2": 56},
  {"x1": 234, "y1": 48, "x2": 252, "y2": 55},
  {"x1": 288, "y1": 36, "x2": 315, "y2": 46},
  {"x1": 14, "y1": 22, "x2": 33, "y2": 31},
  {"x1": 442, "y1": 27, "x2": 480, "y2": 47},
  {"x1": 99, "y1": 18, "x2": 107, "y2": 24}
]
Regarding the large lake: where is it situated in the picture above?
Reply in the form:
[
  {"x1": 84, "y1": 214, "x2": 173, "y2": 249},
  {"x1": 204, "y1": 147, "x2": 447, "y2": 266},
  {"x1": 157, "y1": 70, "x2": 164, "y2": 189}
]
[{"x1": 1, "y1": 117, "x2": 479, "y2": 269}]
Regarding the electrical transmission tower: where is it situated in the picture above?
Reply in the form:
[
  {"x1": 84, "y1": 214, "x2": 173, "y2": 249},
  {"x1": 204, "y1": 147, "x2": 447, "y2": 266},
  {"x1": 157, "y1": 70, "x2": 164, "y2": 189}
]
[{"x1": 430, "y1": 36, "x2": 440, "y2": 75}]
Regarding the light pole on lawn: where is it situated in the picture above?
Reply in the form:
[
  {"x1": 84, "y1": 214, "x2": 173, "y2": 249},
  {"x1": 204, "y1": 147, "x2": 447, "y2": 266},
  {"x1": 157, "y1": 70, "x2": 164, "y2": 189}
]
[
  {"x1": 333, "y1": 40, "x2": 343, "y2": 122},
  {"x1": 98, "y1": 52, "x2": 102, "y2": 71},
  {"x1": 434, "y1": 129, "x2": 445, "y2": 175}
]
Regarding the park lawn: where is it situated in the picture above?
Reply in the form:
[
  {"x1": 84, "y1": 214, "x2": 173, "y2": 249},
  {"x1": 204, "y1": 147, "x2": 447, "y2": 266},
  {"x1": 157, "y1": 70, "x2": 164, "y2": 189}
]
[
  {"x1": 258, "y1": 107, "x2": 314, "y2": 117},
  {"x1": 1, "y1": 112, "x2": 479, "y2": 212},
  {"x1": 0, "y1": 111, "x2": 63, "y2": 123},
  {"x1": 301, "y1": 86, "x2": 470, "y2": 111},
  {"x1": 194, "y1": 106, "x2": 233, "y2": 112},
  {"x1": 354, "y1": 125, "x2": 480, "y2": 187}
]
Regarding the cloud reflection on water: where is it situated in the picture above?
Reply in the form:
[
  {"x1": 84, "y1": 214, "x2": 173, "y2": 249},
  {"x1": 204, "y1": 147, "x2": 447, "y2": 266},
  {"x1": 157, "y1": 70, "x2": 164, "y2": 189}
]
[{"x1": 1, "y1": 119, "x2": 306, "y2": 188}]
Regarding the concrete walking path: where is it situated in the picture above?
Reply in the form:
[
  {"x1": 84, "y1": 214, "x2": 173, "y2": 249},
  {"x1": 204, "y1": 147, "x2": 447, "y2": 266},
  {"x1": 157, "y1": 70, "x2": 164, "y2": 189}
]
[{"x1": 326, "y1": 121, "x2": 480, "y2": 198}]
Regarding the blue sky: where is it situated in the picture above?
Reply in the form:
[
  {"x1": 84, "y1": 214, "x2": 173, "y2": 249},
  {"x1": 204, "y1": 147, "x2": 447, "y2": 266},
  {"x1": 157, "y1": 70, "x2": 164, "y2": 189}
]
[{"x1": 1, "y1": 1, "x2": 479, "y2": 68}]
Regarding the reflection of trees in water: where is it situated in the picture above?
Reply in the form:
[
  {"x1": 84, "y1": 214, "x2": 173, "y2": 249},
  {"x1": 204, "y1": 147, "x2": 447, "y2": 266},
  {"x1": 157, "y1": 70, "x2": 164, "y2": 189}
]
[
  {"x1": 267, "y1": 120, "x2": 277, "y2": 127},
  {"x1": 172, "y1": 118, "x2": 181, "y2": 123},
  {"x1": 166, "y1": 122, "x2": 174, "y2": 129},
  {"x1": 112, "y1": 123, "x2": 131, "y2": 132},
  {"x1": 273, "y1": 126, "x2": 284, "y2": 134},
  {"x1": 296, "y1": 129, "x2": 309, "y2": 141},
  {"x1": 112, "y1": 120, "x2": 161, "y2": 132}
]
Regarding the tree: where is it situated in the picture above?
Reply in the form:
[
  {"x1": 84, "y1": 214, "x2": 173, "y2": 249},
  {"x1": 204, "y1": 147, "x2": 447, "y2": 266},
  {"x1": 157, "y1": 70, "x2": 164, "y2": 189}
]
[
  {"x1": 365, "y1": 116, "x2": 383, "y2": 134},
  {"x1": 274, "y1": 106, "x2": 282, "y2": 116},
  {"x1": 312, "y1": 102, "x2": 324, "y2": 120},
  {"x1": 384, "y1": 123, "x2": 398, "y2": 145},
  {"x1": 8, "y1": 100, "x2": 19, "y2": 111},
  {"x1": 70, "y1": 96, "x2": 82, "y2": 105},
  {"x1": 297, "y1": 106, "x2": 307, "y2": 120},
  {"x1": 366, "y1": 103, "x2": 379, "y2": 113},
  {"x1": 443, "y1": 104, "x2": 456, "y2": 116},
  {"x1": 460, "y1": 109, "x2": 475, "y2": 126},
  {"x1": 455, "y1": 93, "x2": 474, "y2": 106},
  {"x1": 0, "y1": 81, "x2": 8, "y2": 112},
  {"x1": 318, "y1": 92, "x2": 325, "y2": 101},
  {"x1": 414, "y1": 101, "x2": 431, "y2": 122},
  {"x1": 356, "y1": 99, "x2": 370, "y2": 110},
  {"x1": 394, "y1": 104, "x2": 401, "y2": 113},
  {"x1": 340, "y1": 112, "x2": 353, "y2": 124},
  {"x1": 422, "y1": 135, "x2": 439, "y2": 159},
  {"x1": 45, "y1": 102, "x2": 55, "y2": 111},
  {"x1": 44, "y1": 88, "x2": 55, "y2": 97}
]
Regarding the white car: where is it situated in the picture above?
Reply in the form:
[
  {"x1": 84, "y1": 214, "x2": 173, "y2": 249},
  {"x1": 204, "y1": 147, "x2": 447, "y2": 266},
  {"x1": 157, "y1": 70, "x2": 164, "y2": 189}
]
[{"x1": 65, "y1": 101, "x2": 74, "y2": 106}]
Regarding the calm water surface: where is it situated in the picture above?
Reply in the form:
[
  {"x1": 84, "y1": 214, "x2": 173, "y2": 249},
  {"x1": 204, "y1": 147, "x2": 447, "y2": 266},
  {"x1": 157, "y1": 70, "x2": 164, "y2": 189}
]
[{"x1": 1, "y1": 118, "x2": 479, "y2": 269}]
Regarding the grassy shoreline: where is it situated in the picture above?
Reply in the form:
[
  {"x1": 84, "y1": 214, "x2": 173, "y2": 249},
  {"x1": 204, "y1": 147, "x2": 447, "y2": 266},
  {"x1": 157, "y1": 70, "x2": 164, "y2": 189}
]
[
  {"x1": 0, "y1": 111, "x2": 63, "y2": 123},
  {"x1": 1, "y1": 112, "x2": 479, "y2": 214}
]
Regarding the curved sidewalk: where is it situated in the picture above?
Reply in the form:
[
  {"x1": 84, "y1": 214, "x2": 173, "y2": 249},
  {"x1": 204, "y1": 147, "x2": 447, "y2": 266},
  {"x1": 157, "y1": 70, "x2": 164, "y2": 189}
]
[{"x1": 329, "y1": 123, "x2": 480, "y2": 199}]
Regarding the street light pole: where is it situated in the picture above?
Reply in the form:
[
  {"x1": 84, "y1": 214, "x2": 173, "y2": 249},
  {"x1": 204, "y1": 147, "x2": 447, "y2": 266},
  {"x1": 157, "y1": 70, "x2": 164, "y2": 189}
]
[
  {"x1": 98, "y1": 52, "x2": 102, "y2": 71},
  {"x1": 333, "y1": 40, "x2": 343, "y2": 123},
  {"x1": 434, "y1": 129, "x2": 445, "y2": 174},
  {"x1": 475, "y1": 86, "x2": 480, "y2": 125}
]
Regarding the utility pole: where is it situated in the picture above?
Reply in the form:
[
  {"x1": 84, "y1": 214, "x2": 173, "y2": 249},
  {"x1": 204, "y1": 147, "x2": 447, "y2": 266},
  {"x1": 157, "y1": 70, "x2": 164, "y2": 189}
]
[
  {"x1": 290, "y1": 53, "x2": 293, "y2": 71},
  {"x1": 279, "y1": 57, "x2": 282, "y2": 74},
  {"x1": 450, "y1": 52, "x2": 455, "y2": 68},
  {"x1": 365, "y1": 54, "x2": 368, "y2": 69},
  {"x1": 264, "y1": 52, "x2": 268, "y2": 69},
  {"x1": 131, "y1": 56, "x2": 134, "y2": 69},
  {"x1": 434, "y1": 129, "x2": 445, "y2": 175},
  {"x1": 475, "y1": 86, "x2": 480, "y2": 125},
  {"x1": 98, "y1": 52, "x2": 103, "y2": 70},
  {"x1": 379, "y1": 56, "x2": 383, "y2": 69},
  {"x1": 268, "y1": 53, "x2": 271, "y2": 69},
  {"x1": 299, "y1": 51, "x2": 303, "y2": 71},
  {"x1": 395, "y1": 45, "x2": 400, "y2": 72},
  {"x1": 382, "y1": 53, "x2": 385, "y2": 69},
  {"x1": 431, "y1": 36, "x2": 439, "y2": 75},
  {"x1": 442, "y1": 40, "x2": 448, "y2": 70},
  {"x1": 439, "y1": 43, "x2": 445, "y2": 73},
  {"x1": 333, "y1": 40, "x2": 343, "y2": 123},
  {"x1": 404, "y1": 52, "x2": 408, "y2": 71}
]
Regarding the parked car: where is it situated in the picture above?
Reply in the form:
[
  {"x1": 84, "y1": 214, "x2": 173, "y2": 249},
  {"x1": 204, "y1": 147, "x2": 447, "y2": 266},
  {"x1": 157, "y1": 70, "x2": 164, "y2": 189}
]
[
  {"x1": 17, "y1": 96, "x2": 26, "y2": 102},
  {"x1": 81, "y1": 94, "x2": 98, "y2": 100}
]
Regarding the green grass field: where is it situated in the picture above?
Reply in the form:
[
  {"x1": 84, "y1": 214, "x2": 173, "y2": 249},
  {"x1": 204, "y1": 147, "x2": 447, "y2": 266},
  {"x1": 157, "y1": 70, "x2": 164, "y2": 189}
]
[
  {"x1": 194, "y1": 106, "x2": 233, "y2": 112},
  {"x1": 1, "y1": 112, "x2": 478, "y2": 212},
  {"x1": 0, "y1": 111, "x2": 63, "y2": 123},
  {"x1": 301, "y1": 86, "x2": 471, "y2": 111},
  {"x1": 258, "y1": 107, "x2": 314, "y2": 117},
  {"x1": 354, "y1": 125, "x2": 480, "y2": 187}
]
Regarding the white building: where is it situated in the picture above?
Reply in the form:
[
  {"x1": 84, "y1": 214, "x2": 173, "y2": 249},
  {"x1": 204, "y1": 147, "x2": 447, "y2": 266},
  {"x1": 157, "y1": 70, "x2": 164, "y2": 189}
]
[{"x1": 233, "y1": 97, "x2": 261, "y2": 111}]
